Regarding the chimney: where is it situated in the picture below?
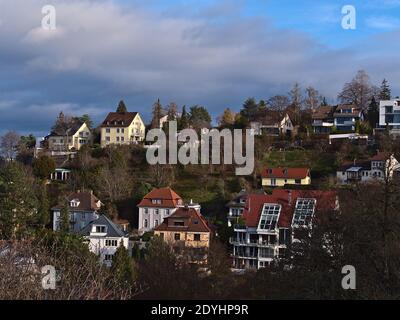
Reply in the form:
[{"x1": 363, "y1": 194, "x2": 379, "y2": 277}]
[
  {"x1": 288, "y1": 190, "x2": 292, "y2": 206},
  {"x1": 353, "y1": 158, "x2": 356, "y2": 166}
]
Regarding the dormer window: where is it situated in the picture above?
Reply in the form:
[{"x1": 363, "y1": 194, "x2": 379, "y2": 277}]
[
  {"x1": 151, "y1": 199, "x2": 162, "y2": 205},
  {"x1": 94, "y1": 225, "x2": 106, "y2": 233},
  {"x1": 70, "y1": 199, "x2": 80, "y2": 207}
]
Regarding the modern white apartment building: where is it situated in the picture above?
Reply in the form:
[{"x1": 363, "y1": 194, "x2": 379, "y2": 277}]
[{"x1": 230, "y1": 189, "x2": 338, "y2": 270}]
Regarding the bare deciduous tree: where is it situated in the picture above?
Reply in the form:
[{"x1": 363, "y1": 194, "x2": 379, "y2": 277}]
[{"x1": 0, "y1": 131, "x2": 20, "y2": 160}]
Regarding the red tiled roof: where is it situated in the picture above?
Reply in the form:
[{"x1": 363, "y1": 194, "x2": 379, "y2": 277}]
[
  {"x1": 370, "y1": 152, "x2": 391, "y2": 161},
  {"x1": 261, "y1": 167, "x2": 310, "y2": 179},
  {"x1": 100, "y1": 112, "x2": 138, "y2": 128},
  {"x1": 154, "y1": 206, "x2": 211, "y2": 233},
  {"x1": 137, "y1": 187, "x2": 183, "y2": 208},
  {"x1": 242, "y1": 189, "x2": 337, "y2": 229}
]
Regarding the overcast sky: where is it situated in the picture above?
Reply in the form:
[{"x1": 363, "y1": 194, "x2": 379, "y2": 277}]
[{"x1": 0, "y1": 0, "x2": 399, "y2": 136}]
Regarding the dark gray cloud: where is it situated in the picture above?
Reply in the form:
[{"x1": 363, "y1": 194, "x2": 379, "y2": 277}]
[{"x1": 0, "y1": 0, "x2": 399, "y2": 136}]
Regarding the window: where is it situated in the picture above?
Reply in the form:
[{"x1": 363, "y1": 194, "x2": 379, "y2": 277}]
[
  {"x1": 292, "y1": 198, "x2": 316, "y2": 227},
  {"x1": 271, "y1": 178, "x2": 276, "y2": 186},
  {"x1": 95, "y1": 225, "x2": 106, "y2": 233},
  {"x1": 144, "y1": 219, "x2": 148, "y2": 228},
  {"x1": 159, "y1": 232, "x2": 164, "y2": 240},
  {"x1": 295, "y1": 179, "x2": 301, "y2": 184},
  {"x1": 121, "y1": 128, "x2": 125, "y2": 133},
  {"x1": 105, "y1": 239, "x2": 118, "y2": 247},
  {"x1": 70, "y1": 199, "x2": 80, "y2": 207},
  {"x1": 155, "y1": 209, "x2": 159, "y2": 215},
  {"x1": 116, "y1": 128, "x2": 120, "y2": 133},
  {"x1": 106, "y1": 128, "x2": 110, "y2": 133},
  {"x1": 152, "y1": 199, "x2": 162, "y2": 204},
  {"x1": 154, "y1": 220, "x2": 159, "y2": 227},
  {"x1": 106, "y1": 137, "x2": 110, "y2": 142},
  {"x1": 258, "y1": 204, "x2": 281, "y2": 230},
  {"x1": 194, "y1": 234, "x2": 201, "y2": 241},
  {"x1": 174, "y1": 233, "x2": 181, "y2": 241},
  {"x1": 104, "y1": 254, "x2": 113, "y2": 261},
  {"x1": 165, "y1": 209, "x2": 170, "y2": 215},
  {"x1": 116, "y1": 137, "x2": 120, "y2": 142},
  {"x1": 144, "y1": 208, "x2": 149, "y2": 214},
  {"x1": 121, "y1": 137, "x2": 124, "y2": 142},
  {"x1": 174, "y1": 221, "x2": 184, "y2": 226},
  {"x1": 279, "y1": 228, "x2": 290, "y2": 245}
]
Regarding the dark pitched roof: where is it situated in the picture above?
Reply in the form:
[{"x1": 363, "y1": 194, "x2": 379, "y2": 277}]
[
  {"x1": 226, "y1": 189, "x2": 265, "y2": 208},
  {"x1": 261, "y1": 167, "x2": 310, "y2": 179},
  {"x1": 52, "y1": 191, "x2": 102, "y2": 212},
  {"x1": 312, "y1": 105, "x2": 336, "y2": 120},
  {"x1": 242, "y1": 189, "x2": 337, "y2": 229},
  {"x1": 48, "y1": 120, "x2": 85, "y2": 137},
  {"x1": 154, "y1": 207, "x2": 211, "y2": 233},
  {"x1": 79, "y1": 214, "x2": 128, "y2": 237},
  {"x1": 100, "y1": 112, "x2": 138, "y2": 128},
  {"x1": 137, "y1": 187, "x2": 183, "y2": 208}
]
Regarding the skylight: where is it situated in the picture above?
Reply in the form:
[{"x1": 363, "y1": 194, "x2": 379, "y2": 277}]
[
  {"x1": 292, "y1": 198, "x2": 316, "y2": 227},
  {"x1": 258, "y1": 204, "x2": 281, "y2": 231}
]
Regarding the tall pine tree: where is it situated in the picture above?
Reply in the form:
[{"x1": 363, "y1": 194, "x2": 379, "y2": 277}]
[
  {"x1": 367, "y1": 96, "x2": 379, "y2": 129},
  {"x1": 151, "y1": 99, "x2": 164, "y2": 129},
  {"x1": 379, "y1": 79, "x2": 391, "y2": 100},
  {"x1": 116, "y1": 100, "x2": 128, "y2": 113},
  {"x1": 0, "y1": 162, "x2": 38, "y2": 239}
]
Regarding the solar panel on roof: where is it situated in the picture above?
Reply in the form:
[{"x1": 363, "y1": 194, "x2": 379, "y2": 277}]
[
  {"x1": 292, "y1": 198, "x2": 316, "y2": 227},
  {"x1": 258, "y1": 204, "x2": 281, "y2": 231}
]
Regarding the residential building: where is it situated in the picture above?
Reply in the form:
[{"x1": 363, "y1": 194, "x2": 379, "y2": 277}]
[
  {"x1": 79, "y1": 214, "x2": 130, "y2": 267},
  {"x1": 261, "y1": 167, "x2": 311, "y2": 187},
  {"x1": 138, "y1": 187, "x2": 185, "y2": 235},
  {"x1": 312, "y1": 105, "x2": 336, "y2": 134},
  {"x1": 379, "y1": 99, "x2": 400, "y2": 135},
  {"x1": 52, "y1": 190, "x2": 103, "y2": 232},
  {"x1": 230, "y1": 189, "x2": 338, "y2": 270},
  {"x1": 49, "y1": 154, "x2": 72, "y2": 182},
  {"x1": 250, "y1": 111, "x2": 293, "y2": 136},
  {"x1": 333, "y1": 104, "x2": 364, "y2": 132},
  {"x1": 46, "y1": 121, "x2": 92, "y2": 151},
  {"x1": 154, "y1": 206, "x2": 212, "y2": 264},
  {"x1": 100, "y1": 111, "x2": 145, "y2": 147},
  {"x1": 226, "y1": 189, "x2": 265, "y2": 227},
  {"x1": 336, "y1": 152, "x2": 400, "y2": 184}
]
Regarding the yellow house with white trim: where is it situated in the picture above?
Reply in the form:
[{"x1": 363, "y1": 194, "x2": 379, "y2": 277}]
[
  {"x1": 100, "y1": 112, "x2": 145, "y2": 147},
  {"x1": 261, "y1": 167, "x2": 311, "y2": 187}
]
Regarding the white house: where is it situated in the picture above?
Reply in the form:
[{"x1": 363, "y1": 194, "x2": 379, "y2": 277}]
[
  {"x1": 137, "y1": 187, "x2": 201, "y2": 235},
  {"x1": 52, "y1": 190, "x2": 103, "y2": 232},
  {"x1": 336, "y1": 152, "x2": 400, "y2": 184},
  {"x1": 78, "y1": 214, "x2": 130, "y2": 267},
  {"x1": 333, "y1": 104, "x2": 364, "y2": 132},
  {"x1": 250, "y1": 111, "x2": 293, "y2": 136},
  {"x1": 379, "y1": 99, "x2": 400, "y2": 135}
]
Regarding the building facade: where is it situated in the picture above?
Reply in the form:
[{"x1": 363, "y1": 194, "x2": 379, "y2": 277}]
[
  {"x1": 312, "y1": 105, "x2": 336, "y2": 134},
  {"x1": 230, "y1": 189, "x2": 338, "y2": 270},
  {"x1": 250, "y1": 112, "x2": 293, "y2": 136},
  {"x1": 379, "y1": 99, "x2": 400, "y2": 135},
  {"x1": 47, "y1": 122, "x2": 92, "y2": 151},
  {"x1": 333, "y1": 104, "x2": 364, "y2": 132},
  {"x1": 336, "y1": 152, "x2": 399, "y2": 184},
  {"x1": 138, "y1": 187, "x2": 184, "y2": 235},
  {"x1": 100, "y1": 111, "x2": 145, "y2": 147},
  {"x1": 52, "y1": 190, "x2": 103, "y2": 232},
  {"x1": 154, "y1": 206, "x2": 212, "y2": 264},
  {"x1": 261, "y1": 167, "x2": 311, "y2": 187},
  {"x1": 79, "y1": 214, "x2": 130, "y2": 267}
]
